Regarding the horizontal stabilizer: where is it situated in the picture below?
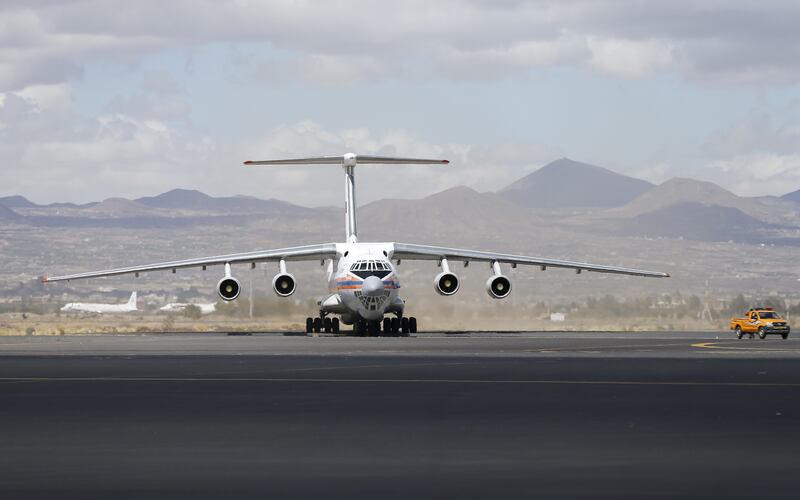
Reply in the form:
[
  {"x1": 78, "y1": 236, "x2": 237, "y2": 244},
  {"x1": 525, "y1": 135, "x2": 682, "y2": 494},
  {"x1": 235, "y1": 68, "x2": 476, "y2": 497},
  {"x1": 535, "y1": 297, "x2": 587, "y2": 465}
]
[{"x1": 244, "y1": 154, "x2": 448, "y2": 166}]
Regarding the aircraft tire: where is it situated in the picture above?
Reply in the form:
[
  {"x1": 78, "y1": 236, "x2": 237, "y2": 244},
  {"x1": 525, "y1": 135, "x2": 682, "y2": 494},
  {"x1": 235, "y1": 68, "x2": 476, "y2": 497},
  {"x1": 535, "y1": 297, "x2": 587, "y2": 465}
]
[
  {"x1": 368, "y1": 321, "x2": 379, "y2": 337},
  {"x1": 391, "y1": 317, "x2": 399, "y2": 335},
  {"x1": 313, "y1": 317, "x2": 322, "y2": 333},
  {"x1": 305, "y1": 318, "x2": 313, "y2": 334},
  {"x1": 401, "y1": 317, "x2": 409, "y2": 335},
  {"x1": 324, "y1": 317, "x2": 332, "y2": 333},
  {"x1": 383, "y1": 318, "x2": 391, "y2": 335},
  {"x1": 354, "y1": 320, "x2": 365, "y2": 337},
  {"x1": 332, "y1": 318, "x2": 340, "y2": 334},
  {"x1": 409, "y1": 317, "x2": 417, "y2": 334}
]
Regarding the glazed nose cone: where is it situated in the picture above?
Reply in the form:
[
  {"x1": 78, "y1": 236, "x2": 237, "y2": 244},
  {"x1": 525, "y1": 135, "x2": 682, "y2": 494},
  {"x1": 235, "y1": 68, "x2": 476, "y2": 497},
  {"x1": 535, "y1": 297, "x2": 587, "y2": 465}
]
[{"x1": 361, "y1": 276, "x2": 384, "y2": 297}]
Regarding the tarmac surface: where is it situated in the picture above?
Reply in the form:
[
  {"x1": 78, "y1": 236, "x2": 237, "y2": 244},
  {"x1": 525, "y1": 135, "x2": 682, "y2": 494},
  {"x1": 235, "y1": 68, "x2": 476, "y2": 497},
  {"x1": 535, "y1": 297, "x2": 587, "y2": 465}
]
[{"x1": 1, "y1": 331, "x2": 800, "y2": 499}]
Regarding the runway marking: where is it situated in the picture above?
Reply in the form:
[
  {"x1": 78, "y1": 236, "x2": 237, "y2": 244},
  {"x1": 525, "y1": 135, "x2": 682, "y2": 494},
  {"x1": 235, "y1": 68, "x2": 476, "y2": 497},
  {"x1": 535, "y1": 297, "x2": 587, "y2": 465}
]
[
  {"x1": 0, "y1": 376, "x2": 799, "y2": 388},
  {"x1": 525, "y1": 342, "x2": 690, "y2": 353},
  {"x1": 282, "y1": 361, "x2": 469, "y2": 372},
  {"x1": 692, "y1": 342, "x2": 800, "y2": 354}
]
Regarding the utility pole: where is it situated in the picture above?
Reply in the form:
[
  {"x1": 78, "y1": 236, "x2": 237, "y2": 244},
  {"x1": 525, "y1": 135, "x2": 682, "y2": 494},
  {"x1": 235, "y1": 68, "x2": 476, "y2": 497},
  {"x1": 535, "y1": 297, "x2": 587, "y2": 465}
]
[{"x1": 249, "y1": 270, "x2": 254, "y2": 319}]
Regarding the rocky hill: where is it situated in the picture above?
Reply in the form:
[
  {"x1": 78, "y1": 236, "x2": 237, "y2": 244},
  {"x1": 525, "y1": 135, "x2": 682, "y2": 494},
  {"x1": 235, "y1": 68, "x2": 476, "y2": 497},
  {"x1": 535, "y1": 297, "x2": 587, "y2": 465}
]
[{"x1": 499, "y1": 158, "x2": 654, "y2": 209}]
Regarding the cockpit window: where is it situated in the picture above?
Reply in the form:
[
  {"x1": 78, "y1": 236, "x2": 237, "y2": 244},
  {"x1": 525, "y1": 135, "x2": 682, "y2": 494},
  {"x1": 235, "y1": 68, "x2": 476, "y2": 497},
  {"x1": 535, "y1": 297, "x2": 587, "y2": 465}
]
[{"x1": 350, "y1": 260, "x2": 391, "y2": 279}]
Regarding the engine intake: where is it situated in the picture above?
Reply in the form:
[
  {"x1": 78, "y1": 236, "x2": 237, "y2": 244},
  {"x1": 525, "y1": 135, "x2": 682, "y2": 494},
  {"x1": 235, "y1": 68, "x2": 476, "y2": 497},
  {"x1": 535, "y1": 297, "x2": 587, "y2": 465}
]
[
  {"x1": 217, "y1": 276, "x2": 241, "y2": 301},
  {"x1": 486, "y1": 275, "x2": 512, "y2": 299},
  {"x1": 434, "y1": 272, "x2": 460, "y2": 296},
  {"x1": 272, "y1": 273, "x2": 296, "y2": 297}
]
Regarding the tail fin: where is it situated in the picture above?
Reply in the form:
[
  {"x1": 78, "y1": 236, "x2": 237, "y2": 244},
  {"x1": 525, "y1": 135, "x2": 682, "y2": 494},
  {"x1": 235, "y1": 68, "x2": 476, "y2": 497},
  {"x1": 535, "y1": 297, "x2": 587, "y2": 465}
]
[
  {"x1": 244, "y1": 153, "x2": 449, "y2": 243},
  {"x1": 128, "y1": 292, "x2": 137, "y2": 307}
]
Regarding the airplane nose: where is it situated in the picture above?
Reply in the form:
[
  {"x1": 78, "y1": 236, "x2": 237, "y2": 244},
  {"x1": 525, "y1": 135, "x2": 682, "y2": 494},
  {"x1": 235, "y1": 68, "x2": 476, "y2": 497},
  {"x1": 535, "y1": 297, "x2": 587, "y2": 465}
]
[{"x1": 361, "y1": 276, "x2": 384, "y2": 297}]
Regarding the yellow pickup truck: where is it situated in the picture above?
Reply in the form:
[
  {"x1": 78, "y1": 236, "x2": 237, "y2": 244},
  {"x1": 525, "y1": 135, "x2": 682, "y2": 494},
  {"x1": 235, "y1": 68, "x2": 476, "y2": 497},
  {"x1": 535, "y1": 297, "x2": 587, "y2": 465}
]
[{"x1": 729, "y1": 308, "x2": 791, "y2": 339}]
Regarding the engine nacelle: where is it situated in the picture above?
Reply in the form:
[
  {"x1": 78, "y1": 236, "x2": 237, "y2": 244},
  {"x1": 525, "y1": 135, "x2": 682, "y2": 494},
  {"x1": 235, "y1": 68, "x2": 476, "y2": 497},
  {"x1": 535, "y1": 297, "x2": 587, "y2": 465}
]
[
  {"x1": 272, "y1": 272, "x2": 296, "y2": 297},
  {"x1": 486, "y1": 274, "x2": 512, "y2": 299},
  {"x1": 217, "y1": 276, "x2": 241, "y2": 301},
  {"x1": 434, "y1": 271, "x2": 460, "y2": 296}
]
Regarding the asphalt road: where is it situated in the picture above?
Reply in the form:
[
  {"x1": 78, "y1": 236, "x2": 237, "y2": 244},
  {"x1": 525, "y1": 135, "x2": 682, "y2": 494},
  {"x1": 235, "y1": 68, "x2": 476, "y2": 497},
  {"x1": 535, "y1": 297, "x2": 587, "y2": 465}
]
[{"x1": 1, "y1": 331, "x2": 799, "y2": 499}]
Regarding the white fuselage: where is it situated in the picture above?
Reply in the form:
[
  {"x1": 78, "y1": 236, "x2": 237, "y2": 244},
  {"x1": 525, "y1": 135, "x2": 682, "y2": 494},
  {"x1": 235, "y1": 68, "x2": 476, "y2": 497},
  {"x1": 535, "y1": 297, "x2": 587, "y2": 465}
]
[
  {"x1": 321, "y1": 242, "x2": 403, "y2": 323},
  {"x1": 61, "y1": 300, "x2": 137, "y2": 314}
]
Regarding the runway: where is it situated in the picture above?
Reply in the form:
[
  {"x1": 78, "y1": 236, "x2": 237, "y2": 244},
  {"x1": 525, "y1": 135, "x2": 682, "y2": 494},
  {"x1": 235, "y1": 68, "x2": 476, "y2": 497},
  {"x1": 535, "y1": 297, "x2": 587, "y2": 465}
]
[{"x1": 1, "y1": 331, "x2": 799, "y2": 499}]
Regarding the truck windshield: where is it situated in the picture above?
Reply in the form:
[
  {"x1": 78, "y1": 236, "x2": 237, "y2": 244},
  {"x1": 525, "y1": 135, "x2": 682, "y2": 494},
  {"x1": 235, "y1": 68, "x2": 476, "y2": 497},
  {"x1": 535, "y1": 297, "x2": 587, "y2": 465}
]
[{"x1": 759, "y1": 312, "x2": 779, "y2": 319}]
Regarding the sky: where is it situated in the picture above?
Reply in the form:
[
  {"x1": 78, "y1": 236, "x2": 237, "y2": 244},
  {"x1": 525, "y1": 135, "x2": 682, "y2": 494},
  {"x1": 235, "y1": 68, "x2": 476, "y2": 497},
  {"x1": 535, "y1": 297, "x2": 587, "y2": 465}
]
[{"x1": 2, "y1": 0, "x2": 800, "y2": 206}]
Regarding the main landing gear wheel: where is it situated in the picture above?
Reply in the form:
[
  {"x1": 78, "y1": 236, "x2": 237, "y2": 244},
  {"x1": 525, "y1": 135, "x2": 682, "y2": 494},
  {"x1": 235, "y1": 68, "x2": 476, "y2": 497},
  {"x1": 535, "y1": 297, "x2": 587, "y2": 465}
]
[
  {"x1": 735, "y1": 326, "x2": 743, "y2": 339},
  {"x1": 383, "y1": 317, "x2": 391, "y2": 334},
  {"x1": 332, "y1": 318, "x2": 340, "y2": 334},
  {"x1": 313, "y1": 317, "x2": 322, "y2": 334},
  {"x1": 391, "y1": 317, "x2": 399, "y2": 335},
  {"x1": 306, "y1": 318, "x2": 314, "y2": 334},
  {"x1": 409, "y1": 317, "x2": 417, "y2": 334},
  {"x1": 324, "y1": 317, "x2": 332, "y2": 333},
  {"x1": 758, "y1": 327, "x2": 767, "y2": 340}
]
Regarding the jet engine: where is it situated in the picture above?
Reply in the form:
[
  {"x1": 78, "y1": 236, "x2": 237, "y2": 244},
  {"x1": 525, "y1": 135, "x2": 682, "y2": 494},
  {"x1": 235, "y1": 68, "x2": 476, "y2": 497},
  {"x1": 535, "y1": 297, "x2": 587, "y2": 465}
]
[
  {"x1": 486, "y1": 274, "x2": 512, "y2": 299},
  {"x1": 434, "y1": 271, "x2": 460, "y2": 296},
  {"x1": 217, "y1": 276, "x2": 241, "y2": 301},
  {"x1": 272, "y1": 272, "x2": 296, "y2": 297}
]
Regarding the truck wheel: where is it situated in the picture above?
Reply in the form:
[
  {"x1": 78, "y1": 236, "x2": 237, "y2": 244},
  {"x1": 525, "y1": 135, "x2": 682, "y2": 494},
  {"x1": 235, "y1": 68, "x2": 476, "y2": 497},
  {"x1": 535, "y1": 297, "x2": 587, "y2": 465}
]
[
  {"x1": 782, "y1": 332, "x2": 789, "y2": 340},
  {"x1": 735, "y1": 326, "x2": 743, "y2": 339},
  {"x1": 758, "y1": 327, "x2": 767, "y2": 339}
]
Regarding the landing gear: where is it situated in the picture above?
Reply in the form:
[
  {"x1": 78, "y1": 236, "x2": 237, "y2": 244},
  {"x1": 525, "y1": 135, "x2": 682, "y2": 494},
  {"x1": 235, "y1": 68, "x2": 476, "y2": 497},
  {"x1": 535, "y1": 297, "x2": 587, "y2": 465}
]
[
  {"x1": 306, "y1": 316, "x2": 341, "y2": 335},
  {"x1": 349, "y1": 317, "x2": 416, "y2": 336},
  {"x1": 398, "y1": 316, "x2": 417, "y2": 335}
]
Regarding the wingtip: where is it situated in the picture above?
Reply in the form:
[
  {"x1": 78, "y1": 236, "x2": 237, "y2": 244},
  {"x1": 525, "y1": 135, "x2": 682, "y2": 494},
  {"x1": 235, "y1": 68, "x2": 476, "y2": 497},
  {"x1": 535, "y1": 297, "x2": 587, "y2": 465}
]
[
  {"x1": 39, "y1": 275, "x2": 49, "y2": 283},
  {"x1": 243, "y1": 160, "x2": 253, "y2": 165},
  {"x1": 442, "y1": 160, "x2": 450, "y2": 164}
]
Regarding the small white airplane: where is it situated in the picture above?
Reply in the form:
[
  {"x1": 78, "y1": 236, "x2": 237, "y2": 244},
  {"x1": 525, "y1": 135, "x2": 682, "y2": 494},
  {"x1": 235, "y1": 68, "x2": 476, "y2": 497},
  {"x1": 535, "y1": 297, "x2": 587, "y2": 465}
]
[
  {"x1": 61, "y1": 292, "x2": 138, "y2": 314},
  {"x1": 160, "y1": 302, "x2": 217, "y2": 315},
  {"x1": 43, "y1": 154, "x2": 669, "y2": 335}
]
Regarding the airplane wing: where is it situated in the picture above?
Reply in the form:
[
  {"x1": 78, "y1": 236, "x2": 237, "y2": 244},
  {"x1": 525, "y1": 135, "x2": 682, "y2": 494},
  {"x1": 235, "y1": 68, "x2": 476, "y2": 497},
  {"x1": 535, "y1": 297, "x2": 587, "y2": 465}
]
[
  {"x1": 42, "y1": 243, "x2": 338, "y2": 282},
  {"x1": 390, "y1": 243, "x2": 669, "y2": 278}
]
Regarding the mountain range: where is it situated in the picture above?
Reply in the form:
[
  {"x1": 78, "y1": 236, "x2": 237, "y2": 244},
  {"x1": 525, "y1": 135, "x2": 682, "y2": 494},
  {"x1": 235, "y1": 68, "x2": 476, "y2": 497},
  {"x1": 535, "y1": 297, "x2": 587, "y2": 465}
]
[{"x1": 2, "y1": 158, "x2": 799, "y2": 245}]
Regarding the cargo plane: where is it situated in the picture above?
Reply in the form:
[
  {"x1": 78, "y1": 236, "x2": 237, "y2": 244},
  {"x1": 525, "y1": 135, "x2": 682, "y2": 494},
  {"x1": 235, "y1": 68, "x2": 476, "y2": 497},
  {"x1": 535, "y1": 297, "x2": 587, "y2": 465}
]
[{"x1": 43, "y1": 154, "x2": 669, "y2": 335}]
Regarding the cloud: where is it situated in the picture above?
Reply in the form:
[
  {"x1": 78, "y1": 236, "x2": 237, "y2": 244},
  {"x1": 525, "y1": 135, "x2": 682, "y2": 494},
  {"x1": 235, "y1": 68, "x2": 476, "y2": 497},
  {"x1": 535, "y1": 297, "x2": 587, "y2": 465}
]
[
  {"x1": 700, "y1": 104, "x2": 800, "y2": 196},
  {"x1": 0, "y1": 83, "x2": 558, "y2": 205},
  {"x1": 3, "y1": 1, "x2": 800, "y2": 90}
]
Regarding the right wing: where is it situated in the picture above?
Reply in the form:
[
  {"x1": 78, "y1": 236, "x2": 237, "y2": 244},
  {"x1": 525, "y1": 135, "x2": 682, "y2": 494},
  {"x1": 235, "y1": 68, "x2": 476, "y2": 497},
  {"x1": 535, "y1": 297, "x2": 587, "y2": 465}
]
[{"x1": 42, "y1": 243, "x2": 339, "y2": 283}]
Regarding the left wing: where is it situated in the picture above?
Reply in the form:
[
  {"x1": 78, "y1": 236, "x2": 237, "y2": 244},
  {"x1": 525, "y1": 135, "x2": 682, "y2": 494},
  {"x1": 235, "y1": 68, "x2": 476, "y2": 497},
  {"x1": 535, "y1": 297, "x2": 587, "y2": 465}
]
[
  {"x1": 390, "y1": 243, "x2": 669, "y2": 278},
  {"x1": 42, "y1": 243, "x2": 339, "y2": 282}
]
